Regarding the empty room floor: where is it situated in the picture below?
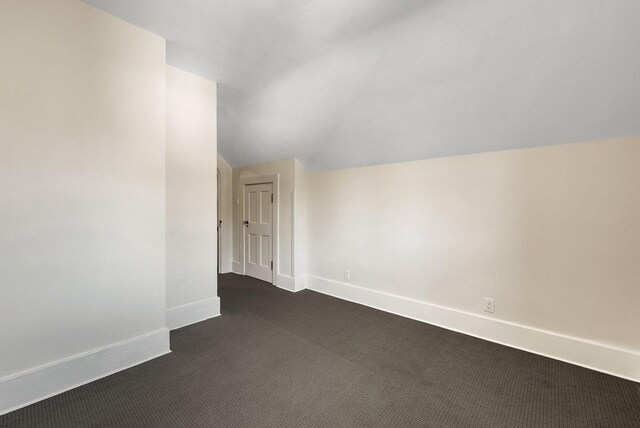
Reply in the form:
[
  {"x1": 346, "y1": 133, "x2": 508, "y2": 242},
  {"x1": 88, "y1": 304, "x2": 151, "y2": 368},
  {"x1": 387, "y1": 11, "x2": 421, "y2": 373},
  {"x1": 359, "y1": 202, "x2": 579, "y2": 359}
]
[{"x1": 2, "y1": 273, "x2": 639, "y2": 427}]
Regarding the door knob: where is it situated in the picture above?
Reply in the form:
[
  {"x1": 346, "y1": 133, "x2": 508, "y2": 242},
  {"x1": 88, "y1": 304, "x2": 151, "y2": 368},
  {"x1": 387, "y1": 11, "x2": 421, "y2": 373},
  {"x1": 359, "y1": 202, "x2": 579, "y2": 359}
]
[{"x1": 243, "y1": 220, "x2": 249, "y2": 226}]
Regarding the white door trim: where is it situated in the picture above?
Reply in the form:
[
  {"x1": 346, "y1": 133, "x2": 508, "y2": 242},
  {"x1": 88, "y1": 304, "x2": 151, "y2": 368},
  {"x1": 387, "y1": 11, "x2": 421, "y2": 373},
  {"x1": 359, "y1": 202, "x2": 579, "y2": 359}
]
[{"x1": 238, "y1": 174, "x2": 279, "y2": 286}]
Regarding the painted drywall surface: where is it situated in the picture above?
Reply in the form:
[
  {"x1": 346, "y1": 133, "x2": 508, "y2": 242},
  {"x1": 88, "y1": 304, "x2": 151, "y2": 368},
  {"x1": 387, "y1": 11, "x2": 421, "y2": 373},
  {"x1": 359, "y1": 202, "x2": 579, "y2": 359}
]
[
  {"x1": 217, "y1": 154, "x2": 233, "y2": 274},
  {"x1": 307, "y1": 138, "x2": 640, "y2": 352},
  {"x1": 0, "y1": 0, "x2": 167, "y2": 378},
  {"x1": 232, "y1": 159, "x2": 295, "y2": 276},
  {"x1": 87, "y1": 0, "x2": 640, "y2": 171},
  {"x1": 293, "y1": 159, "x2": 308, "y2": 279},
  {"x1": 166, "y1": 65, "x2": 218, "y2": 310}
]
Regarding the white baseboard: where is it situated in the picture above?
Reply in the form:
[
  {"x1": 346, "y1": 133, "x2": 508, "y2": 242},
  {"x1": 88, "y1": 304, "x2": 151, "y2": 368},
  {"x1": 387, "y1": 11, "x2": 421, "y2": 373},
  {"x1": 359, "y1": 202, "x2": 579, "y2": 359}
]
[
  {"x1": 231, "y1": 261, "x2": 242, "y2": 274},
  {"x1": 166, "y1": 297, "x2": 221, "y2": 330},
  {"x1": 0, "y1": 328, "x2": 170, "y2": 416},
  {"x1": 276, "y1": 274, "x2": 307, "y2": 292},
  {"x1": 307, "y1": 275, "x2": 640, "y2": 383}
]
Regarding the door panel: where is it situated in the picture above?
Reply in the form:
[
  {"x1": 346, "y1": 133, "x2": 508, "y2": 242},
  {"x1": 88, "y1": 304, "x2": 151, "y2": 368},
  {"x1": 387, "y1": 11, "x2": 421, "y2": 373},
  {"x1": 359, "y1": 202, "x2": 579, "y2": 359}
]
[
  {"x1": 248, "y1": 234, "x2": 258, "y2": 264},
  {"x1": 244, "y1": 183, "x2": 273, "y2": 283},
  {"x1": 260, "y1": 191, "x2": 271, "y2": 223},
  {"x1": 260, "y1": 235, "x2": 270, "y2": 267},
  {"x1": 249, "y1": 191, "x2": 258, "y2": 222}
]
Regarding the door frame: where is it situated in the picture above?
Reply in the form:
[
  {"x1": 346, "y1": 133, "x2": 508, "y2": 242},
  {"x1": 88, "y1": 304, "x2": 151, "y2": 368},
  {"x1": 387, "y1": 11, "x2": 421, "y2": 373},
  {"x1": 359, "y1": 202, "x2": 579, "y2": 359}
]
[{"x1": 238, "y1": 174, "x2": 279, "y2": 286}]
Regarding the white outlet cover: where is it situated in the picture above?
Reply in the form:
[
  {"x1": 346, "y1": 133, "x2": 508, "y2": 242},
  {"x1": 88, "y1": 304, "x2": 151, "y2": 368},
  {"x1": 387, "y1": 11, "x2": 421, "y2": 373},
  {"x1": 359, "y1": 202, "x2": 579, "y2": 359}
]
[{"x1": 484, "y1": 298, "x2": 495, "y2": 313}]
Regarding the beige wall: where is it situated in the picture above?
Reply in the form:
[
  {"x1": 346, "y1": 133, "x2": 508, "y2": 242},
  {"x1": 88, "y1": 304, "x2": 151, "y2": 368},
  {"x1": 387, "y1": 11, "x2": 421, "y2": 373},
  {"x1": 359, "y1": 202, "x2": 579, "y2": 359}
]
[
  {"x1": 0, "y1": 0, "x2": 167, "y2": 379},
  {"x1": 307, "y1": 138, "x2": 640, "y2": 352},
  {"x1": 166, "y1": 65, "x2": 218, "y2": 312},
  {"x1": 293, "y1": 159, "x2": 308, "y2": 280},
  {"x1": 217, "y1": 154, "x2": 233, "y2": 273}
]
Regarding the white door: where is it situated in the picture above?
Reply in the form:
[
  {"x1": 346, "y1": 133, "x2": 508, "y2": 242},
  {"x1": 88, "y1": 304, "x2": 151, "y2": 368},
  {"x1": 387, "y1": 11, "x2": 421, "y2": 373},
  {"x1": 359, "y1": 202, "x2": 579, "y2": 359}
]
[{"x1": 244, "y1": 182, "x2": 273, "y2": 283}]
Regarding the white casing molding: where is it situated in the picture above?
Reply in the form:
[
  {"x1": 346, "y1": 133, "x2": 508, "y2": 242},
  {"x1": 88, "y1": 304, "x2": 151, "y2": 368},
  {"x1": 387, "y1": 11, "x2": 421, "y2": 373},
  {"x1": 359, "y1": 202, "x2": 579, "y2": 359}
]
[
  {"x1": 307, "y1": 275, "x2": 640, "y2": 383},
  {"x1": 166, "y1": 297, "x2": 221, "y2": 331},
  {"x1": 0, "y1": 328, "x2": 170, "y2": 416},
  {"x1": 276, "y1": 274, "x2": 307, "y2": 293}
]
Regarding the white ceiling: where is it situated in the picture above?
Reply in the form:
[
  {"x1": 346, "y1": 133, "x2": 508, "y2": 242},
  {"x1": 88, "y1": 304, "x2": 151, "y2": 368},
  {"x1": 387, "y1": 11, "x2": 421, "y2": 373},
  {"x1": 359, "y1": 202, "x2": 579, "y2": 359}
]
[{"x1": 86, "y1": 0, "x2": 640, "y2": 171}]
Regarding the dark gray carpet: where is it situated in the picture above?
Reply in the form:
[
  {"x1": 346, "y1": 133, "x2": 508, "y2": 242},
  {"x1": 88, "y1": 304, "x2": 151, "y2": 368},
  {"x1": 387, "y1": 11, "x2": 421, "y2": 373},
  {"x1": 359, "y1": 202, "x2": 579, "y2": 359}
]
[{"x1": 2, "y1": 273, "x2": 639, "y2": 427}]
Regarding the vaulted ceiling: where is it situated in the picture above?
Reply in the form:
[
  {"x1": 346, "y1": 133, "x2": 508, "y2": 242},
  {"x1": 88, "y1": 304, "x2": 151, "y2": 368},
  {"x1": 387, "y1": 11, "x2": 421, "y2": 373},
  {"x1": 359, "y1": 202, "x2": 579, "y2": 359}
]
[{"x1": 86, "y1": 0, "x2": 640, "y2": 171}]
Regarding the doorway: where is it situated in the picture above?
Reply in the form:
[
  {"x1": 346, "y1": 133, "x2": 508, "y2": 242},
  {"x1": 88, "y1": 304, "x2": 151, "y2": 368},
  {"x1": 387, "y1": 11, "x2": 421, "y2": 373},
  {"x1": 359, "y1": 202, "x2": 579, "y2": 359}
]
[
  {"x1": 243, "y1": 182, "x2": 274, "y2": 283},
  {"x1": 239, "y1": 174, "x2": 278, "y2": 285}
]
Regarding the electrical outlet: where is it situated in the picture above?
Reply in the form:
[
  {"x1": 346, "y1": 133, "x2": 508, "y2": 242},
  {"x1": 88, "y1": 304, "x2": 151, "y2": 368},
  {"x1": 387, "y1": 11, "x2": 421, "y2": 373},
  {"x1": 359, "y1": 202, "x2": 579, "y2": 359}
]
[
  {"x1": 344, "y1": 270, "x2": 351, "y2": 281},
  {"x1": 484, "y1": 298, "x2": 495, "y2": 313}
]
